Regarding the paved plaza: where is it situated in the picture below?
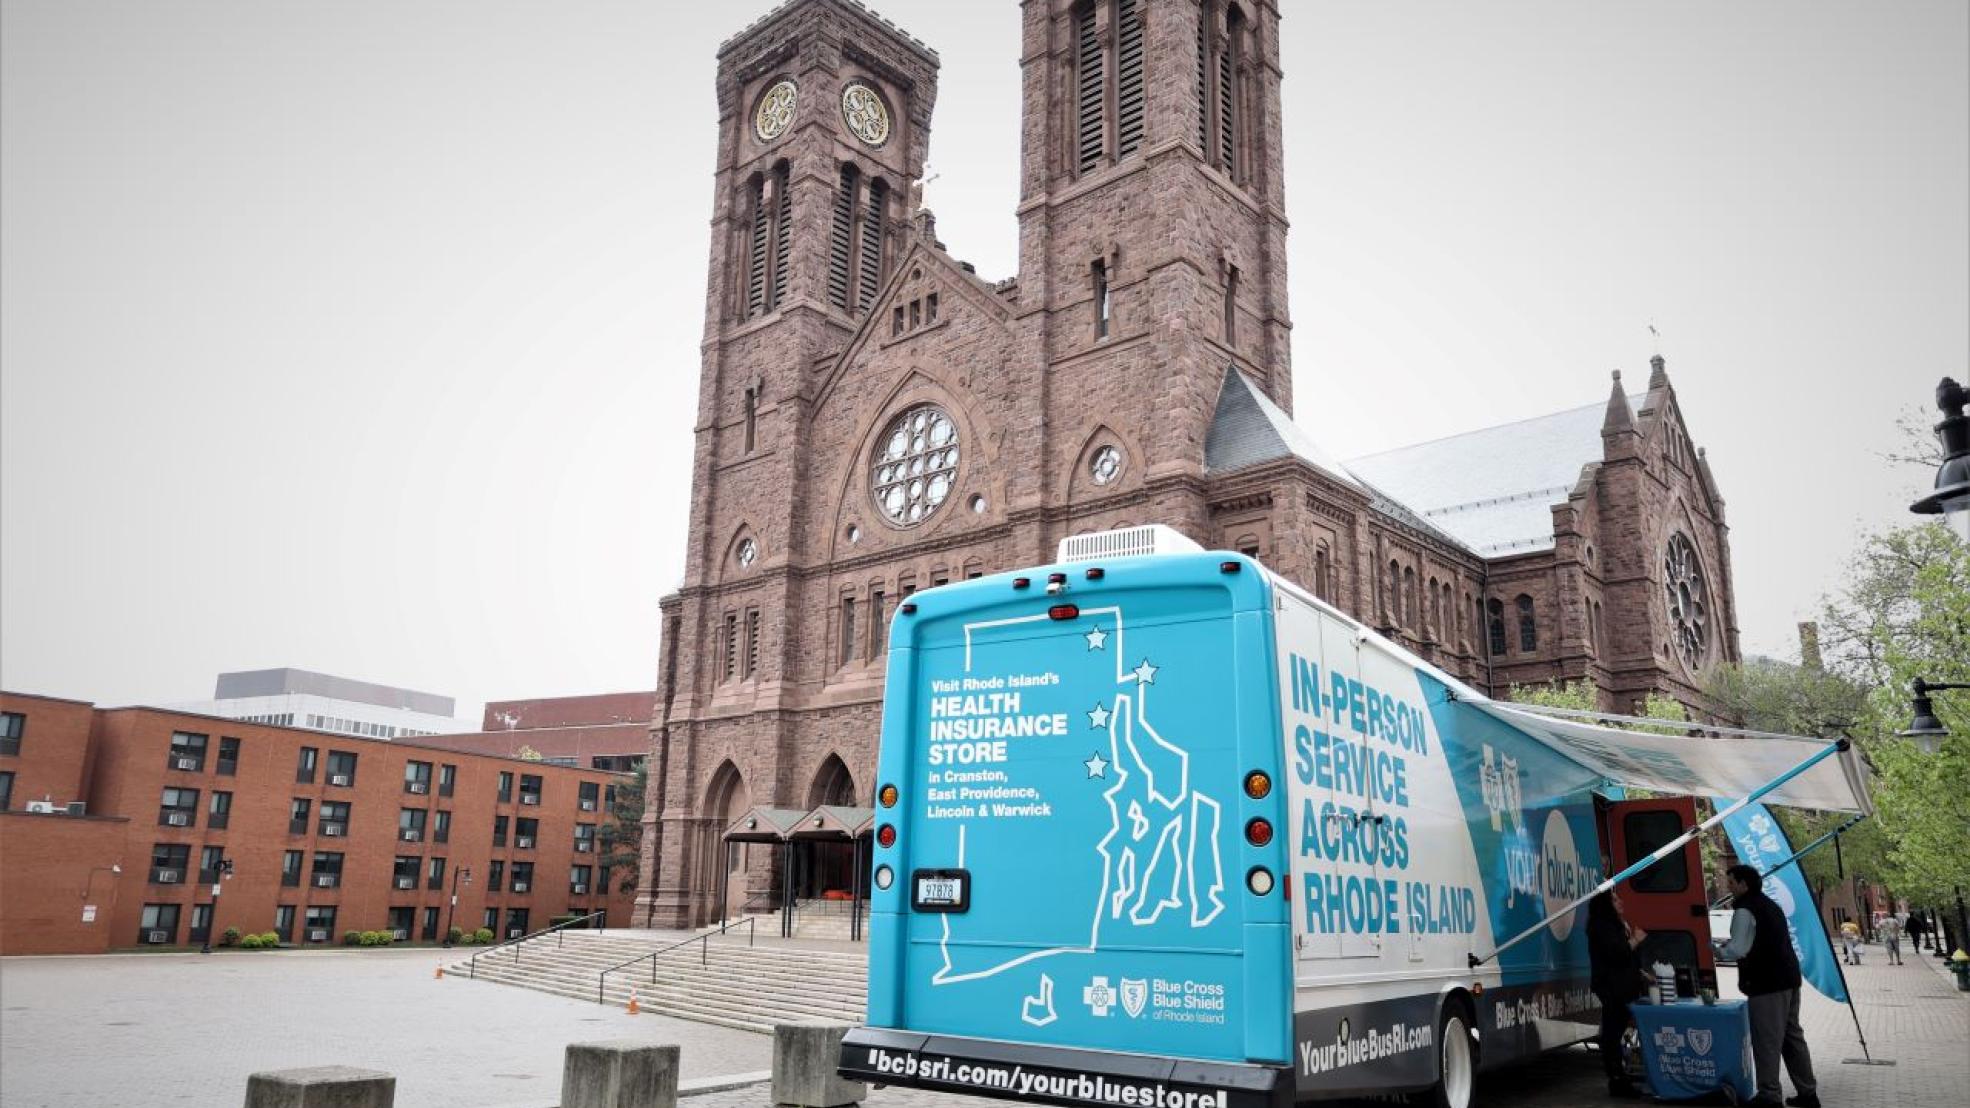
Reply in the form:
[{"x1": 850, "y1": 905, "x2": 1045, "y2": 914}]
[{"x1": 1, "y1": 939, "x2": 1962, "y2": 1108}]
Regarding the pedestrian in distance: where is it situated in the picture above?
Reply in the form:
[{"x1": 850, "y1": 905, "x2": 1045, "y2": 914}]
[
  {"x1": 1838, "y1": 918, "x2": 1862, "y2": 965},
  {"x1": 1718, "y1": 865, "x2": 1821, "y2": 1108},
  {"x1": 1879, "y1": 912, "x2": 1903, "y2": 965},
  {"x1": 1587, "y1": 889, "x2": 1651, "y2": 1100},
  {"x1": 1906, "y1": 910, "x2": 1927, "y2": 953}
]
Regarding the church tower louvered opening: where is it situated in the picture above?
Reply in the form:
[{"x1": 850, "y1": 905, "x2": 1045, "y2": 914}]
[
  {"x1": 1071, "y1": 0, "x2": 1146, "y2": 176},
  {"x1": 742, "y1": 161, "x2": 792, "y2": 319},
  {"x1": 826, "y1": 164, "x2": 891, "y2": 316},
  {"x1": 1197, "y1": 1, "x2": 1249, "y2": 182}
]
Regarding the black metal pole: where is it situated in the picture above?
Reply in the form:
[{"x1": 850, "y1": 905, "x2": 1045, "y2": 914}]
[
  {"x1": 718, "y1": 840, "x2": 730, "y2": 928},
  {"x1": 200, "y1": 885, "x2": 219, "y2": 954},
  {"x1": 849, "y1": 836, "x2": 863, "y2": 943}
]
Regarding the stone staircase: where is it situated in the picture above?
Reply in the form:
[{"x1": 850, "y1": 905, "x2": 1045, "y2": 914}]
[
  {"x1": 744, "y1": 903, "x2": 871, "y2": 942},
  {"x1": 447, "y1": 929, "x2": 867, "y2": 1033}
]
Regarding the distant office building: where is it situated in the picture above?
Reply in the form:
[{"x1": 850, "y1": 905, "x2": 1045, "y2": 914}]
[
  {"x1": 408, "y1": 692, "x2": 655, "y2": 773},
  {"x1": 0, "y1": 690, "x2": 633, "y2": 956},
  {"x1": 170, "y1": 668, "x2": 462, "y2": 741}
]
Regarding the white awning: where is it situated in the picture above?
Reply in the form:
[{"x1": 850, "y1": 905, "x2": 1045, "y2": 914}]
[{"x1": 1468, "y1": 701, "x2": 1873, "y2": 815}]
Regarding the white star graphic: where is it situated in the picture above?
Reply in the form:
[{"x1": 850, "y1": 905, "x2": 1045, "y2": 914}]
[
  {"x1": 1085, "y1": 626, "x2": 1108, "y2": 651},
  {"x1": 1084, "y1": 751, "x2": 1110, "y2": 778},
  {"x1": 1132, "y1": 659, "x2": 1158, "y2": 685},
  {"x1": 1088, "y1": 702, "x2": 1112, "y2": 729}
]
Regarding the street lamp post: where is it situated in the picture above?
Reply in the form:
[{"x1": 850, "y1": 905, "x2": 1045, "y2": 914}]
[
  {"x1": 442, "y1": 865, "x2": 472, "y2": 947},
  {"x1": 199, "y1": 857, "x2": 234, "y2": 954},
  {"x1": 1910, "y1": 377, "x2": 1970, "y2": 543}
]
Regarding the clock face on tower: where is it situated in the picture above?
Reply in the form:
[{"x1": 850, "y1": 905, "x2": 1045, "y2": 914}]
[
  {"x1": 753, "y1": 79, "x2": 797, "y2": 142},
  {"x1": 841, "y1": 82, "x2": 890, "y2": 147}
]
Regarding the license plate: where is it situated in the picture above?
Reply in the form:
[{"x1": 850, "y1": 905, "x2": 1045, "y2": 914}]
[{"x1": 912, "y1": 868, "x2": 969, "y2": 912}]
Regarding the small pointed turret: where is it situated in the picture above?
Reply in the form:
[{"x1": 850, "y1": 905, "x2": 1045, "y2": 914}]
[
  {"x1": 1603, "y1": 370, "x2": 1637, "y2": 433},
  {"x1": 1649, "y1": 353, "x2": 1669, "y2": 389}
]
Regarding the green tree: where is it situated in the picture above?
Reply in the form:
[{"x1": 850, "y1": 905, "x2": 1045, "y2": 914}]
[
  {"x1": 598, "y1": 760, "x2": 647, "y2": 894},
  {"x1": 1504, "y1": 680, "x2": 1597, "y2": 712}
]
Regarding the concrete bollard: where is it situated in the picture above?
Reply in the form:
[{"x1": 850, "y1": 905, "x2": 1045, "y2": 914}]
[
  {"x1": 562, "y1": 1040, "x2": 680, "y2": 1108},
  {"x1": 244, "y1": 1066, "x2": 395, "y2": 1108},
  {"x1": 772, "y1": 1022, "x2": 866, "y2": 1108}
]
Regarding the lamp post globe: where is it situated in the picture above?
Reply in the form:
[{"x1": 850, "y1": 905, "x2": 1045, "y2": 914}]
[
  {"x1": 1910, "y1": 377, "x2": 1970, "y2": 544},
  {"x1": 1899, "y1": 678, "x2": 1956, "y2": 756}
]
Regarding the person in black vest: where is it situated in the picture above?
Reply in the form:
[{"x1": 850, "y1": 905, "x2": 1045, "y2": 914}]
[
  {"x1": 1718, "y1": 864, "x2": 1820, "y2": 1108},
  {"x1": 1587, "y1": 889, "x2": 1649, "y2": 1099},
  {"x1": 1906, "y1": 910, "x2": 1928, "y2": 952}
]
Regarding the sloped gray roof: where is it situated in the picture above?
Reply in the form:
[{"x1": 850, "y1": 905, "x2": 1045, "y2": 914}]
[
  {"x1": 1345, "y1": 395, "x2": 1642, "y2": 557},
  {"x1": 1205, "y1": 368, "x2": 1361, "y2": 488}
]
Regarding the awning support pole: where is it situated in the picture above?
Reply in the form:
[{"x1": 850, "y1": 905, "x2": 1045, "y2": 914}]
[
  {"x1": 1761, "y1": 814, "x2": 1867, "y2": 883},
  {"x1": 1469, "y1": 739, "x2": 1848, "y2": 970}
]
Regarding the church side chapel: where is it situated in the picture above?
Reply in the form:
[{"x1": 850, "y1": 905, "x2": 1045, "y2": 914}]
[{"x1": 638, "y1": 0, "x2": 1739, "y2": 928}]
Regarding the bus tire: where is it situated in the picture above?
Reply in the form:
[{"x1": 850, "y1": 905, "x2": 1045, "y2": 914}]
[{"x1": 1427, "y1": 998, "x2": 1478, "y2": 1108}]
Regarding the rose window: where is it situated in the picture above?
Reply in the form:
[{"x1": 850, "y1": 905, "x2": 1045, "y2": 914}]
[
  {"x1": 1090, "y1": 445, "x2": 1124, "y2": 486},
  {"x1": 871, "y1": 405, "x2": 959, "y2": 526},
  {"x1": 1663, "y1": 532, "x2": 1708, "y2": 669},
  {"x1": 736, "y1": 538, "x2": 758, "y2": 567}
]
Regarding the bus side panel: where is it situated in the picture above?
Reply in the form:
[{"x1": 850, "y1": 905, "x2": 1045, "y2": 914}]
[
  {"x1": 865, "y1": 637, "x2": 921, "y2": 1029},
  {"x1": 1231, "y1": 606, "x2": 1291, "y2": 1066},
  {"x1": 1416, "y1": 671, "x2": 1608, "y2": 1065}
]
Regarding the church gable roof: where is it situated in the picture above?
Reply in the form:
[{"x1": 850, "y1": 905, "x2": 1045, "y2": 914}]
[
  {"x1": 1205, "y1": 366, "x2": 1361, "y2": 488},
  {"x1": 813, "y1": 239, "x2": 1012, "y2": 412},
  {"x1": 1345, "y1": 393, "x2": 1646, "y2": 558}
]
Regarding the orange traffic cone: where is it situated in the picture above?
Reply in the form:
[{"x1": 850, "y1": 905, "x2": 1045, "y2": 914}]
[
  {"x1": 626, "y1": 989, "x2": 641, "y2": 1016},
  {"x1": 434, "y1": 962, "x2": 444, "y2": 980}
]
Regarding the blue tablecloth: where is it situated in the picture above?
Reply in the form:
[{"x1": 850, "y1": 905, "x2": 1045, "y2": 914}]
[{"x1": 1631, "y1": 999, "x2": 1756, "y2": 1102}]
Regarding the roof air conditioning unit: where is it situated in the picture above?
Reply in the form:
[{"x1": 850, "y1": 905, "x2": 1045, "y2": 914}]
[
  {"x1": 175, "y1": 757, "x2": 199, "y2": 770},
  {"x1": 166, "y1": 812, "x2": 190, "y2": 826},
  {"x1": 408, "y1": 782, "x2": 428, "y2": 794},
  {"x1": 572, "y1": 884, "x2": 588, "y2": 895},
  {"x1": 308, "y1": 929, "x2": 328, "y2": 942},
  {"x1": 1056, "y1": 524, "x2": 1203, "y2": 564},
  {"x1": 330, "y1": 774, "x2": 350, "y2": 786},
  {"x1": 147, "y1": 930, "x2": 168, "y2": 944},
  {"x1": 25, "y1": 800, "x2": 56, "y2": 814},
  {"x1": 316, "y1": 874, "x2": 336, "y2": 887}
]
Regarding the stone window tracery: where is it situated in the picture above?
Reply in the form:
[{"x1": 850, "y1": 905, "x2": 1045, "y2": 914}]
[
  {"x1": 1090, "y1": 444, "x2": 1124, "y2": 486},
  {"x1": 1664, "y1": 532, "x2": 1709, "y2": 669},
  {"x1": 871, "y1": 404, "x2": 959, "y2": 527}
]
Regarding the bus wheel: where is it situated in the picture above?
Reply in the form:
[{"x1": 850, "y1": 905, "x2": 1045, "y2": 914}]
[{"x1": 1429, "y1": 1000, "x2": 1477, "y2": 1108}]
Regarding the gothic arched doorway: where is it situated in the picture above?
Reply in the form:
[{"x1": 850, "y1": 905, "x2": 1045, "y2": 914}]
[{"x1": 704, "y1": 761, "x2": 750, "y2": 922}]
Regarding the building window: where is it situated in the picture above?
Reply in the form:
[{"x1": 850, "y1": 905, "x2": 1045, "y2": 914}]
[
  {"x1": 310, "y1": 852, "x2": 344, "y2": 889},
  {"x1": 287, "y1": 798, "x2": 310, "y2": 835},
  {"x1": 1092, "y1": 259, "x2": 1111, "y2": 339},
  {"x1": 0, "y1": 771, "x2": 13, "y2": 811},
  {"x1": 840, "y1": 596, "x2": 858, "y2": 668},
  {"x1": 304, "y1": 905, "x2": 336, "y2": 943},
  {"x1": 208, "y1": 790, "x2": 232, "y2": 830},
  {"x1": 723, "y1": 612, "x2": 740, "y2": 682},
  {"x1": 399, "y1": 808, "x2": 427, "y2": 843},
  {"x1": 421, "y1": 906, "x2": 441, "y2": 941},
  {"x1": 1198, "y1": 2, "x2": 1248, "y2": 180},
  {"x1": 504, "y1": 908, "x2": 530, "y2": 940},
  {"x1": 274, "y1": 904, "x2": 296, "y2": 944},
  {"x1": 1223, "y1": 264, "x2": 1239, "y2": 346},
  {"x1": 296, "y1": 746, "x2": 317, "y2": 785},
  {"x1": 426, "y1": 856, "x2": 447, "y2": 892},
  {"x1": 515, "y1": 818, "x2": 539, "y2": 850},
  {"x1": 325, "y1": 750, "x2": 357, "y2": 787},
  {"x1": 393, "y1": 856, "x2": 420, "y2": 891},
  {"x1": 488, "y1": 860, "x2": 506, "y2": 893},
  {"x1": 433, "y1": 809, "x2": 451, "y2": 844},
  {"x1": 871, "y1": 404, "x2": 960, "y2": 527},
  {"x1": 438, "y1": 764, "x2": 456, "y2": 798},
  {"x1": 870, "y1": 589, "x2": 888, "y2": 656},
  {"x1": 743, "y1": 386, "x2": 759, "y2": 453},
  {"x1": 497, "y1": 772, "x2": 514, "y2": 803},
  {"x1": 571, "y1": 865, "x2": 594, "y2": 896},
  {"x1": 159, "y1": 787, "x2": 198, "y2": 828},
  {"x1": 743, "y1": 163, "x2": 793, "y2": 318},
  {"x1": 1486, "y1": 598, "x2": 1507, "y2": 656},
  {"x1": 1070, "y1": 1, "x2": 1145, "y2": 172},
  {"x1": 744, "y1": 609, "x2": 762, "y2": 678},
  {"x1": 386, "y1": 906, "x2": 414, "y2": 942},
  {"x1": 281, "y1": 850, "x2": 302, "y2": 887},
  {"x1": 198, "y1": 845, "x2": 225, "y2": 884},
  {"x1": 1314, "y1": 546, "x2": 1331, "y2": 602},
  {"x1": 319, "y1": 801, "x2": 350, "y2": 838},
  {"x1": 139, "y1": 904, "x2": 182, "y2": 946},
  {"x1": 1403, "y1": 566, "x2": 1418, "y2": 628},
  {"x1": 1517, "y1": 594, "x2": 1538, "y2": 653},
  {"x1": 213, "y1": 737, "x2": 240, "y2": 776},
  {"x1": 150, "y1": 843, "x2": 190, "y2": 885},
  {"x1": 518, "y1": 775, "x2": 543, "y2": 806},
  {"x1": 830, "y1": 164, "x2": 861, "y2": 312},
  {"x1": 575, "y1": 823, "x2": 597, "y2": 854},
  {"x1": 167, "y1": 731, "x2": 208, "y2": 773},
  {"x1": 494, "y1": 815, "x2": 510, "y2": 847},
  {"x1": 578, "y1": 781, "x2": 600, "y2": 812},
  {"x1": 404, "y1": 761, "x2": 433, "y2": 795},
  {"x1": 0, "y1": 711, "x2": 22, "y2": 756},
  {"x1": 188, "y1": 903, "x2": 214, "y2": 945},
  {"x1": 511, "y1": 862, "x2": 534, "y2": 894}
]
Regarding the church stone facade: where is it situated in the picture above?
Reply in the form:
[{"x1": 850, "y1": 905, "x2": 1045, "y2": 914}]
[{"x1": 637, "y1": 0, "x2": 1741, "y2": 928}]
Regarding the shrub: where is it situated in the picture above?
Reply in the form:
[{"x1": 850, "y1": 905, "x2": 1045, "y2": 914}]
[
  {"x1": 260, "y1": 931, "x2": 280, "y2": 946},
  {"x1": 238, "y1": 934, "x2": 262, "y2": 949},
  {"x1": 342, "y1": 930, "x2": 361, "y2": 946},
  {"x1": 221, "y1": 925, "x2": 242, "y2": 947},
  {"x1": 472, "y1": 927, "x2": 495, "y2": 945},
  {"x1": 446, "y1": 926, "x2": 463, "y2": 945}
]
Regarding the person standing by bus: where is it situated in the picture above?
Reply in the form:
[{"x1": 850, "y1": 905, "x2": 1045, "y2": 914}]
[
  {"x1": 1719, "y1": 865, "x2": 1821, "y2": 1108},
  {"x1": 1587, "y1": 890, "x2": 1649, "y2": 1100}
]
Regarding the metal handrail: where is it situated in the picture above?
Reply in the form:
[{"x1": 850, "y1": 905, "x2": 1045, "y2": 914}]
[
  {"x1": 596, "y1": 916, "x2": 757, "y2": 1004},
  {"x1": 467, "y1": 910, "x2": 607, "y2": 979}
]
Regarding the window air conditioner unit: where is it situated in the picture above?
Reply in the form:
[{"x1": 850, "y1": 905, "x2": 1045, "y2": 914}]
[
  {"x1": 25, "y1": 800, "x2": 56, "y2": 814},
  {"x1": 158, "y1": 871, "x2": 181, "y2": 883},
  {"x1": 316, "y1": 875, "x2": 337, "y2": 887},
  {"x1": 166, "y1": 812, "x2": 190, "y2": 826},
  {"x1": 408, "y1": 782, "x2": 428, "y2": 794},
  {"x1": 400, "y1": 829, "x2": 420, "y2": 841},
  {"x1": 395, "y1": 876, "x2": 415, "y2": 889},
  {"x1": 516, "y1": 836, "x2": 534, "y2": 849},
  {"x1": 507, "y1": 928, "x2": 523, "y2": 939},
  {"x1": 175, "y1": 756, "x2": 199, "y2": 770},
  {"x1": 572, "y1": 884, "x2": 588, "y2": 895},
  {"x1": 511, "y1": 881, "x2": 529, "y2": 893},
  {"x1": 579, "y1": 800, "x2": 597, "y2": 811},
  {"x1": 147, "y1": 930, "x2": 168, "y2": 944},
  {"x1": 323, "y1": 824, "x2": 344, "y2": 837},
  {"x1": 575, "y1": 842, "x2": 592, "y2": 853},
  {"x1": 66, "y1": 802, "x2": 86, "y2": 816},
  {"x1": 392, "y1": 929, "x2": 408, "y2": 941},
  {"x1": 308, "y1": 929, "x2": 328, "y2": 942},
  {"x1": 330, "y1": 774, "x2": 350, "y2": 786},
  {"x1": 520, "y1": 795, "x2": 539, "y2": 806}
]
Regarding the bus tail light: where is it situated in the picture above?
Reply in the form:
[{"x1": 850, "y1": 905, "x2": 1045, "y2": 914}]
[
  {"x1": 1244, "y1": 817, "x2": 1273, "y2": 847},
  {"x1": 877, "y1": 824, "x2": 897, "y2": 848},
  {"x1": 874, "y1": 865, "x2": 894, "y2": 891},
  {"x1": 1048, "y1": 605, "x2": 1080, "y2": 621},
  {"x1": 878, "y1": 784, "x2": 898, "y2": 808},
  {"x1": 1246, "y1": 867, "x2": 1275, "y2": 896},
  {"x1": 1243, "y1": 770, "x2": 1271, "y2": 799}
]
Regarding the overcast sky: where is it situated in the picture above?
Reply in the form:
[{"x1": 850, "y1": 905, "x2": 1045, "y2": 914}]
[{"x1": 3, "y1": 0, "x2": 1964, "y2": 723}]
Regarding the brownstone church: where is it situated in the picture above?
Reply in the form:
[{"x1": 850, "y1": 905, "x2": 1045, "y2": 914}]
[{"x1": 636, "y1": 0, "x2": 1740, "y2": 928}]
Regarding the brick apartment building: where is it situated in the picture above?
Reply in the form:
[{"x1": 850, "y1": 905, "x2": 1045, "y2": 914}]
[
  {"x1": 409, "y1": 692, "x2": 655, "y2": 772},
  {"x1": 633, "y1": 0, "x2": 1742, "y2": 928},
  {"x1": 0, "y1": 691, "x2": 634, "y2": 956}
]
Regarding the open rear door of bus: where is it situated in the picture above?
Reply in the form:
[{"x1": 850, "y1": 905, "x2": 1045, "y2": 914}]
[{"x1": 1600, "y1": 796, "x2": 1717, "y2": 993}]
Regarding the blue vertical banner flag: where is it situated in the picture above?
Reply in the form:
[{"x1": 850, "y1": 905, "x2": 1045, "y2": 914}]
[{"x1": 1713, "y1": 798, "x2": 1849, "y2": 1004}]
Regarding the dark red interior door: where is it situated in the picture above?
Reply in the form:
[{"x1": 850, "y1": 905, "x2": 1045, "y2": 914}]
[{"x1": 1602, "y1": 796, "x2": 1718, "y2": 992}]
